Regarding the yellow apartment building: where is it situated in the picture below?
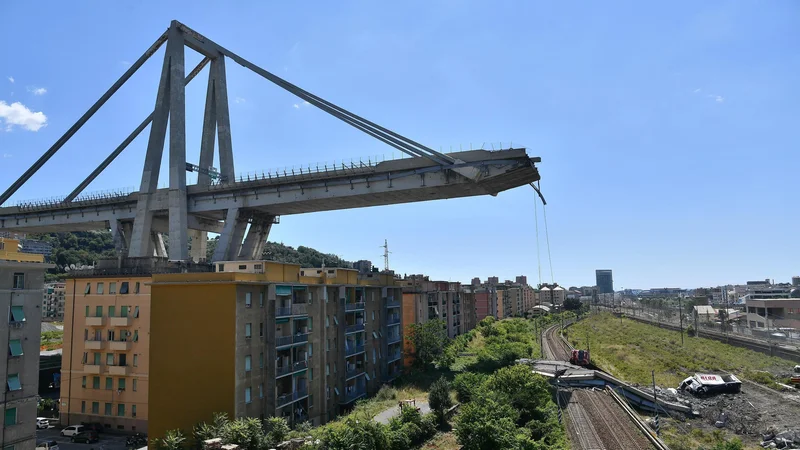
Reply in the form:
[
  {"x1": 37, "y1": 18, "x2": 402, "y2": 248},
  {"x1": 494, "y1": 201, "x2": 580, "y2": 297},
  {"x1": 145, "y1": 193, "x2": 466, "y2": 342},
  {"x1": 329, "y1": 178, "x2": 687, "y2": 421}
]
[{"x1": 61, "y1": 275, "x2": 151, "y2": 432}]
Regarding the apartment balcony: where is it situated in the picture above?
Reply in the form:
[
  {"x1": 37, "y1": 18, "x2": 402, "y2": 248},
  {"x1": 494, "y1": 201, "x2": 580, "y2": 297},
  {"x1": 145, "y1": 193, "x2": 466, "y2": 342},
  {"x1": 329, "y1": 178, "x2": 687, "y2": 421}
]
[
  {"x1": 276, "y1": 365, "x2": 292, "y2": 378},
  {"x1": 276, "y1": 388, "x2": 309, "y2": 408},
  {"x1": 276, "y1": 306, "x2": 292, "y2": 317},
  {"x1": 292, "y1": 303, "x2": 308, "y2": 316},
  {"x1": 340, "y1": 386, "x2": 366, "y2": 404},
  {"x1": 108, "y1": 341, "x2": 131, "y2": 351},
  {"x1": 345, "y1": 344, "x2": 365, "y2": 357},
  {"x1": 276, "y1": 336, "x2": 293, "y2": 348},
  {"x1": 385, "y1": 299, "x2": 401, "y2": 309},
  {"x1": 293, "y1": 332, "x2": 310, "y2": 344},
  {"x1": 108, "y1": 365, "x2": 130, "y2": 376},
  {"x1": 387, "y1": 334, "x2": 402, "y2": 345},
  {"x1": 85, "y1": 316, "x2": 104, "y2": 327},
  {"x1": 345, "y1": 302, "x2": 365, "y2": 312},
  {"x1": 109, "y1": 316, "x2": 131, "y2": 327},
  {"x1": 345, "y1": 323, "x2": 365, "y2": 334},
  {"x1": 345, "y1": 366, "x2": 365, "y2": 380},
  {"x1": 293, "y1": 359, "x2": 308, "y2": 372},
  {"x1": 386, "y1": 316, "x2": 400, "y2": 326},
  {"x1": 84, "y1": 340, "x2": 104, "y2": 350},
  {"x1": 84, "y1": 364, "x2": 101, "y2": 374}
]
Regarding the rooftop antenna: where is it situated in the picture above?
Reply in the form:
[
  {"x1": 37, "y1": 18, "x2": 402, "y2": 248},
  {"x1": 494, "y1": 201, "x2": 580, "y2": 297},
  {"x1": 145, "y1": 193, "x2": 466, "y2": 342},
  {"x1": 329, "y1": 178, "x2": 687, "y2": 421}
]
[{"x1": 381, "y1": 239, "x2": 391, "y2": 272}]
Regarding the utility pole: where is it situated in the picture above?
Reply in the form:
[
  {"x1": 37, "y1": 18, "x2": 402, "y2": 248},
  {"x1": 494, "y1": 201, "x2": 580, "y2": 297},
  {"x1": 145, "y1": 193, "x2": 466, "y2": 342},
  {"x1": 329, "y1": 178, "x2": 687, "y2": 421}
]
[{"x1": 678, "y1": 296, "x2": 684, "y2": 346}]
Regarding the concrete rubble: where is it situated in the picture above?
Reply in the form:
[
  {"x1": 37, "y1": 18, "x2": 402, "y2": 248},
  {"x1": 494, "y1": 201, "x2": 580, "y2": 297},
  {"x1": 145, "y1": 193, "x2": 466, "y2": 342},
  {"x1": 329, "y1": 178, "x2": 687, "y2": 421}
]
[{"x1": 760, "y1": 430, "x2": 800, "y2": 449}]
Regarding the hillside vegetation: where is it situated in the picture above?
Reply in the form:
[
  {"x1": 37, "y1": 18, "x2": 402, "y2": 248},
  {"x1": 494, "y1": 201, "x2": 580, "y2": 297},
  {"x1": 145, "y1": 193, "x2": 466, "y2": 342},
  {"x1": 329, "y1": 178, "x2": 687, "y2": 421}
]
[{"x1": 29, "y1": 231, "x2": 355, "y2": 280}]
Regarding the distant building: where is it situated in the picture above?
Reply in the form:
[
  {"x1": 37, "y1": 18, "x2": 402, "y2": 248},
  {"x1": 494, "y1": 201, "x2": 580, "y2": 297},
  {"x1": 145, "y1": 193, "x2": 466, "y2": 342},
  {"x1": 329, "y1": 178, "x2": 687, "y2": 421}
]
[
  {"x1": 19, "y1": 239, "x2": 53, "y2": 257},
  {"x1": 595, "y1": 270, "x2": 613, "y2": 294},
  {"x1": 352, "y1": 260, "x2": 373, "y2": 274},
  {"x1": 515, "y1": 275, "x2": 528, "y2": 286},
  {"x1": 43, "y1": 282, "x2": 66, "y2": 320},
  {"x1": 792, "y1": 276, "x2": 800, "y2": 287},
  {"x1": 471, "y1": 277, "x2": 480, "y2": 287},
  {"x1": 486, "y1": 276, "x2": 499, "y2": 286}
]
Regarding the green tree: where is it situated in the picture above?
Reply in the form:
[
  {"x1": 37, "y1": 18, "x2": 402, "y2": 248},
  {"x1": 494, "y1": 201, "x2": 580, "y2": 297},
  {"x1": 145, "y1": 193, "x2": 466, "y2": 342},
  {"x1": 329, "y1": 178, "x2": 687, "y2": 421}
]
[
  {"x1": 221, "y1": 417, "x2": 266, "y2": 450},
  {"x1": 321, "y1": 414, "x2": 389, "y2": 450},
  {"x1": 157, "y1": 430, "x2": 187, "y2": 450},
  {"x1": 563, "y1": 298, "x2": 583, "y2": 311},
  {"x1": 405, "y1": 319, "x2": 450, "y2": 367},
  {"x1": 452, "y1": 372, "x2": 488, "y2": 403},
  {"x1": 428, "y1": 377, "x2": 454, "y2": 424},
  {"x1": 263, "y1": 416, "x2": 290, "y2": 447},
  {"x1": 484, "y1": 365, "x2": 552, "y2": 423},
  {"x1": 454, "y1": 391, "x2": 519, "y2": 450}
]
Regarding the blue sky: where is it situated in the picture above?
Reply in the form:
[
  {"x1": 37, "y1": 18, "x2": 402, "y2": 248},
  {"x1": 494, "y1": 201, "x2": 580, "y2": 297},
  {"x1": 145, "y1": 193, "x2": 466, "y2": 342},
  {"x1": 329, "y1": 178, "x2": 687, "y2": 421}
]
[{"x1": 1, "y1": 1, "x2": 798, "y2": 288}]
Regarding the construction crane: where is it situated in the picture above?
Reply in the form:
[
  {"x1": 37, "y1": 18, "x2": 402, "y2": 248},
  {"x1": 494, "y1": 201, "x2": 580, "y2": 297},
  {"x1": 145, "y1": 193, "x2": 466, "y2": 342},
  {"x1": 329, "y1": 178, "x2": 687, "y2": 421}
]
[{"x1": 185, "y1": 163, "x2": 226, "y2": 183}]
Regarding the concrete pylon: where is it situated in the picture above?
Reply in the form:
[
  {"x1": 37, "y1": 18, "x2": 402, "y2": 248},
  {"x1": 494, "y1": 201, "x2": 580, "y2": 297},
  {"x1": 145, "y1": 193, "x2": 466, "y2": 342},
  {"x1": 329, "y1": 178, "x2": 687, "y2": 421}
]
[{"x1": 238, "y1": 215, "x2": 275, "y2": 261}]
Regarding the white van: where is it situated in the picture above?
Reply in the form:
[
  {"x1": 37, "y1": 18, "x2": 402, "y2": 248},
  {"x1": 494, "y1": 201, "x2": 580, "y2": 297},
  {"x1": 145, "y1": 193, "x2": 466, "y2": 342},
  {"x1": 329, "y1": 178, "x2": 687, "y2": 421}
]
[{"x1": 60, "y1": 425, "x2": 84, "y2": 437}]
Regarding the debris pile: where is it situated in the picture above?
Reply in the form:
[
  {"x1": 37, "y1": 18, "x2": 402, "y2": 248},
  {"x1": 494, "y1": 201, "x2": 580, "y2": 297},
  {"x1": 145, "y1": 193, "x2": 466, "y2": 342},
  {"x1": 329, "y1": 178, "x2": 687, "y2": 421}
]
[{"x1": 760, "y1": 430, "x2": 800, "y2": 449}]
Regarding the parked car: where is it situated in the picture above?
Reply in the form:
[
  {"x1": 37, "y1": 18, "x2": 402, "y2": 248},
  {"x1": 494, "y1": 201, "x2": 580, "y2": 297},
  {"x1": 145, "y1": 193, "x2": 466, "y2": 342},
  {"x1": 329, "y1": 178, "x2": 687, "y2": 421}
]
[
  {"x1": 60, "y1": 425, "x2": 84, "y2": 437},
  {"x1": 35, "y1": 440, "x2": 59, "y2": 450},
  {"x1": 36, "y1": 417, "x2": 50, "y2": 429},
  {"x1": 80, "y1": 422, "x2": 104, "y2": 434},
  {"x1": 71, "y1": 431, "x2": 99, "y2": 444}
]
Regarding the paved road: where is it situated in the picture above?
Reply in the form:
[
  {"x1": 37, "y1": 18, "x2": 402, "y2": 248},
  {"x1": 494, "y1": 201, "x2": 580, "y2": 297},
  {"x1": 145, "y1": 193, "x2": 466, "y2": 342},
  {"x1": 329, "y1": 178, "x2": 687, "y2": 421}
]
[
  {"x1": 36, "y1": 427, "x2": 131, "y2": 450},
  {"x1": 374, "y1": 400, "x2": 431, "y2": 424}
]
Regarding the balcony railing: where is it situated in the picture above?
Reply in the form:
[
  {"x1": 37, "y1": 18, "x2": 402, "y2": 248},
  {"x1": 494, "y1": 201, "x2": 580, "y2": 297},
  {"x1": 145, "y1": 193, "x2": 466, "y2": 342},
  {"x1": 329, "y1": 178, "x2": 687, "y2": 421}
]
[
  {"x1": 85, "y1": 316, "x2": 104, "y2": 327},
  {"x1": 276, "y1": 306, "x2": 292, "y2": 317},
  {"x1": 276, "y1": 388, "x2": 309, "y2": 407},
  {"x1": 387, "y1": 351, "x2": 402, "y2": 363},
  {"x1": 387, "y1": 334, "x2": 402, "y2": 344},
  {"x1": 293, "y1": 359, "x2": 308, "y2": 372},
  {"x1": 292, "y1": 303, "x2": 308, "y2": 316},
  {"x1": 345, "y1": 344, "x2": 365, "y2": 357},
  {"x1": 293, "y1": 333, "x2": 309, "y2": 344},
  {"x1": 345, "y1": 367, "x2": 365, "y2": 380},
  {"x1": 276, "y1": 365, "x2": 292, "y2": 378},
  {"x1": 341, "y1": 386, "x2": 366, "y2": 404},
  {"x1": 385, "y1": 299, "x2": 401, "y2": 309},
  {"x1": 84, "y1": 364, "x2": 101, "y2": 374},
  {"x1": 386, "y1": 316, "x2": 400, "y2": 325},
  {"x1": 109, "y1": 316, "x2": 131, "y2": 327},
  {"x1": 84, "y1": 339, "x2": 104, "y2": 350},
  {"x1": 276, "y1": 335, "x2": 293, "y2": 347},
  {"x1": 345, "y1": 323, "x2": 365, "y2": 334},
  {"x1": 345, "y1": 302, "x2": 365, "y2": 312},
  {"x1": 108, "y1": 340, "x2": 131, "y2": 351},
  {"x1": 108, "y1": 365, "x2": 129, "y2": 376}
]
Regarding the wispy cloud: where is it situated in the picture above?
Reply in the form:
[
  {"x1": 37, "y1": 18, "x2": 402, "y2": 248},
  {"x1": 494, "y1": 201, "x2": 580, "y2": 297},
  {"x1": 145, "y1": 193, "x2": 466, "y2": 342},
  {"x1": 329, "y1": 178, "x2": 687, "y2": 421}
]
[
  {"x1": 0, "y1": 101, "x2": 48, "y2": 131},
  {"x1": 28, "y1": 87, "x2": 47, "y2": 96},
  {"x1": 2, "y1": 153, "x2": 11, "y2": 158},
  {"x1": 7, "y1": 76, "x2": 13, "y2": 84},
  {"x1": 693, "y1": 88, "x2": 725, "y2": 104},
  {"x1": 693, "y1": 88, "x2": 702, "y2": 93},
  {"x1": 713, "y1": 95, "x2": 724, "y2": 103},
  {"x1": 293, "y1": 100, "x2": 311, "y2": 109},
  {"x1": 235, "y1": 97, "x2": 246, "y2": 104}
]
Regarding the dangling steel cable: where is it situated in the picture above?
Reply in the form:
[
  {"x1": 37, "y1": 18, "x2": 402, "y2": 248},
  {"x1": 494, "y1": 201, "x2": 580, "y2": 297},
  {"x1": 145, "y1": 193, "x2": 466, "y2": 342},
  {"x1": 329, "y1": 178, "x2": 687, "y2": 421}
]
[{"x1": 541, "y1": 182, "x2": 554, "y2": 284}]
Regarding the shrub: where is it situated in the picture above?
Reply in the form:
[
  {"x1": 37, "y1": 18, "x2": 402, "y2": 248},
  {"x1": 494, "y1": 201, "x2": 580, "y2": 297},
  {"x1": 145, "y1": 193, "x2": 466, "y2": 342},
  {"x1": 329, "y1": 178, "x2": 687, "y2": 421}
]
[
  {"x1": 375, "y1": 385, "x2": 397, "y2": 401},
  {"x1": 452, "y1": 372, "x2": 487, "y2": 403},
  {"x1": 428, "y1": 377, "x2": 454, "y2": 424},
  {"x1": 263, "y1": 416, "x2": 290, "y2": 446},
  {"x1": 387, "y1": 429, "x2": 411, "y2": 450}
]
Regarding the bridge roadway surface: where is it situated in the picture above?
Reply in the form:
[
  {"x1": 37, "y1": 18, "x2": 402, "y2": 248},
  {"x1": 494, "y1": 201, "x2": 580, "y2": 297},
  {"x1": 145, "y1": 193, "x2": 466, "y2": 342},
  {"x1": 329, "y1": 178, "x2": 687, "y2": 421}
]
[
  {"x1": 0, "y1": 148, "x2": 538, "y2": 234},
  {"x1": 543, "y1": 325, "x2": 655, "y2": 450}
]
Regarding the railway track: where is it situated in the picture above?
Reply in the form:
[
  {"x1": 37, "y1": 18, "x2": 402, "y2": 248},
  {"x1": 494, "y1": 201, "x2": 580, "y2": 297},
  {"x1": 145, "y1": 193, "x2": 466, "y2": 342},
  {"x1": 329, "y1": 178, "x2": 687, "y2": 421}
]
[{"x1": 544, "y1": 324, "x2": 656, "y2": 450}]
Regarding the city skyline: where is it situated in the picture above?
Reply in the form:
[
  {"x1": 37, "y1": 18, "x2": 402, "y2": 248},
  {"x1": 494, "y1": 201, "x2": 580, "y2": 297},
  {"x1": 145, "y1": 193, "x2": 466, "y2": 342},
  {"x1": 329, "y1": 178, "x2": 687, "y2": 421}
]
[{"x1": 1, "y1": 1, "x2": 798, "y2": 288}]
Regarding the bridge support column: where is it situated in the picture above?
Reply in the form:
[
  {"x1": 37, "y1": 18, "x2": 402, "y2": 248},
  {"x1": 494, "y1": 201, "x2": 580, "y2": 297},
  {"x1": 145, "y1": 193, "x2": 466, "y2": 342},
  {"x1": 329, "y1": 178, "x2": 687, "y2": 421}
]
[
  {"x1": 212, "y1": 208, "x2": 239, "y2": 262},
  {"x1": 238, "y1": 215, "x2": 274, "y2": 261},
  {"x1": 189, "y1": 230, "x2": 207, "y2": 262}
]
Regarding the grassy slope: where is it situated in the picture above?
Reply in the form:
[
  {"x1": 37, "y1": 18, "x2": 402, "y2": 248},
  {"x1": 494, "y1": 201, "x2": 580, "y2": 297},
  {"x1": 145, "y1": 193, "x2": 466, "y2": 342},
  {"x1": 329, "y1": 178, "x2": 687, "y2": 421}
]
[{"x1": 566, "y1": 312, "x2": 793, "y2": 388}]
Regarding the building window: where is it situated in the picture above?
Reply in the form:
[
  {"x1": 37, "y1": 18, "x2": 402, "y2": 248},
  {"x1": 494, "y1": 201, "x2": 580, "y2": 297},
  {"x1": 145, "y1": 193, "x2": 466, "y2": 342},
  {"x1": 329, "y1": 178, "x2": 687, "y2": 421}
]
[
  {"x1": 6, "y1": 374, "x2": 21, "y2": 391},
  {"x1": 218, "y1": 264, "x2": 225, "y2": 272},
  {"x1": 132, "y1": 379, "x2": 137, "y2": 392},
  {"x1": 134, "y1": 306, "x2": 140, "y2": 318},
  {"x1": 259, "y1": 323, "x2": 263, "y2": 337},
  {"x1": 334, "y1": 363, "x2": 337, "y2": 374},
  {"x1": 93, "y1": 377, "x2": 100, "y2": 389},
  {"x1": 259, "y1": 353, "x2": 264, "y2": 369},
  {"x1": 95, "y1": 305, "x2": 103, "y2": 317},
  {"x1": 238, "y1": 265, "x2": 247, "y2": 270},
  {"x1": 326, "y1": 387, "x2": 330, "y2": 400},
  {"x1": 326, "y1": 339, "x2": 330, "y2": 351},
  {"x1": 9, "y1": 306, "x2": 24, "y2": 322},
  {"x1": 93, "y1": 353, "x2": 101, "y2": 365},
  {"x1": 309, "y1": 368, "x2": 313, "y2": 381},
  {"x1": 121, "y1": 306, "x2": 129, "y2": 317},
  {"x1": 259, "y1": 383, "x2": 264, "y2": 398},
  {"x1": 133, "y1": 330, "x2": 139, "y2": 342},
  {"x1": 106, "y1": 353, "x2": 114, "y2": 366},
  {"x1": 91, "y1": 402, "x2": 99, "y2": 414},
  {"x1": 133, "y1": 354, "x2": 139, "y2": 367},
  {"x1": 85, "y1": 283, "x2": 91, "y2": 294},
  {"x1": 8, "y1": 339, "x2": 23, "y2": 357},
  {"x1": 333, "y1": 316, "x2": 338, "y2": 325},
  {"x1": 117, "y1": 404, "x2": 125, "y2": 417},
  {"x1": 326, "y1": 364, "x2": 329, "y2": 376},
  {"x1": 245, "y1": 292, "x2": 252, "y2": 308},
  {"x1": 245, "y1": 387, "x2": 252, "y2": 404},
  {"x1": 105, "y1": 377, "x2": 113, "y2": 390},
  {"x1": 109, "y1": 306, "x2": 116, "y2": 317},
  {"x1": 4, "y1": 407, "x2": 16, "y2": 426},
  {"x1": 109, "y1": 282, "x2": 117, "y2": 294},
  {"x1": 85, "y1": 306, "x2": 89, "y2": 317},
  {"x1": 81, "y1": 401, "x2": 86, "y2": 413},
  {"x1": 245, "y1": 323, "x2": 252, "y2": 338},
  {"x1": 97, "y1": 283, "x2": 104, "y2": 294},
  {"x1": 245, "y1": 355, "x2": 252, "y2": 372},
  {"x1": 134, "y1": 282, "x2": 140, "y2": 294},
  {"x1": 132, "y1": 405, "x2": 137, "y2": 417},
  {"x1": 119, "y1": 378, "x2": 126, "y2": 391},
  {"x1": 105, "y1": 403, "x2": 112, "y2": 415},
  {"x1": 12, "y1": 273, "x2": 24, "y2": 290},
  {"x1": 259, "y1": 292, "x2": 264, "y2": 308},
  {"x1": 120, "y1": 282, "x2": 129, "y2": 294},
  {"x1": 82, "y1": 376, "x2": 86, "y2": 388},
  {"x1": 326, "y1": 315, "x2": 329, "y2": 327},
  {"x1": 372, "y1": 311, "x2": 375, "y2": 321}
]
